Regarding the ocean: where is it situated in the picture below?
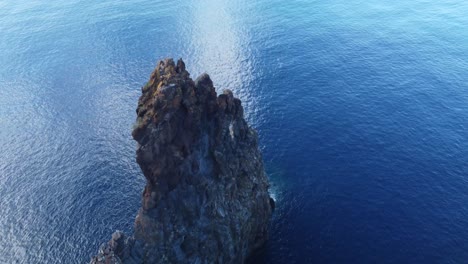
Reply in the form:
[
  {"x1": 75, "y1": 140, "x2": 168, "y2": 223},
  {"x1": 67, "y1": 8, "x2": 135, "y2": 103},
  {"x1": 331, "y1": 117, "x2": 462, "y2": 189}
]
[{"x1": 1, "y1": 0, "x2": 468, "y2": 263}]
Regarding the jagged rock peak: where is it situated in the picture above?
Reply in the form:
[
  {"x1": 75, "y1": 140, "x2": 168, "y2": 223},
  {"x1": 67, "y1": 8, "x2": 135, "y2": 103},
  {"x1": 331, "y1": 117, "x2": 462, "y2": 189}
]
[{"x1": 91, "y1": 58, "x2": 273, "y2": 264}]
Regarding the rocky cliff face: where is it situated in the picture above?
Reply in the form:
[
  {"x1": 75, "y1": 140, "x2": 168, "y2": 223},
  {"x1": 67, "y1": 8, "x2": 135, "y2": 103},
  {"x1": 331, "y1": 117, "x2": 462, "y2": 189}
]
[{"x1": 91, "y1": 58, "x2": 273, "y2": 264}]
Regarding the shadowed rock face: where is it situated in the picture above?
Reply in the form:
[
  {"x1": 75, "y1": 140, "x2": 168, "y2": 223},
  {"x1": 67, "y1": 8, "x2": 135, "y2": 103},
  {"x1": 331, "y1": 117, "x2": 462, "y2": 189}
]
[{"x1": 91, "y1": 58, "x2": 273, "y2": 264}]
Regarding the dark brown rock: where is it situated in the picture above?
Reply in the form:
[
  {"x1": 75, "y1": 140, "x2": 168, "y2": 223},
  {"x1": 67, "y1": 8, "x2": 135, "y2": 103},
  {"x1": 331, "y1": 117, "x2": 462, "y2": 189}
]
[{"x1": 91, "y1": 58, "x2": 273, "y2": 264}]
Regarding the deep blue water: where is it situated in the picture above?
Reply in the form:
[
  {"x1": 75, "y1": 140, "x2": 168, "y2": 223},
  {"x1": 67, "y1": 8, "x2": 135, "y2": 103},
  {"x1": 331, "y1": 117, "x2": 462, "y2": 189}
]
[{"x1": 1, "y1": 0, "x2": 468, "y2": 263}]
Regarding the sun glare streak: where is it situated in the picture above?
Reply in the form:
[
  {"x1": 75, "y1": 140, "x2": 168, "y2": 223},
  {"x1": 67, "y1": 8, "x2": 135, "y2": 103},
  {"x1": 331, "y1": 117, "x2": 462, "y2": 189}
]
[{"x1": 187, "y1": 0, "x2": 258, "y2": 121}]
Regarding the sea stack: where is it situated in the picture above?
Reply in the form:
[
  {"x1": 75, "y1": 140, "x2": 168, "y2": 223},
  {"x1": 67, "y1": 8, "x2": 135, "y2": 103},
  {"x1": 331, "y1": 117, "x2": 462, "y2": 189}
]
[{"x1": 91, "y1": 58, "x2": 273, "y2": 263}]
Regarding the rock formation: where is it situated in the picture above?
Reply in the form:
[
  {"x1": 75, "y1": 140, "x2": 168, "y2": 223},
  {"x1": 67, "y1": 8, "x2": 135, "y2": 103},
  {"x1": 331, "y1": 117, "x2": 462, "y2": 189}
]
[{"x1": 91, "y1": 58, "x2": 273, "y2": 263}]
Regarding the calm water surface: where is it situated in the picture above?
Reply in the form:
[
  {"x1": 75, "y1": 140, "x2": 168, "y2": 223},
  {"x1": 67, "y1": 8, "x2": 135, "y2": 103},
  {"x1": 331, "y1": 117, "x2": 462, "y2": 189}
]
[{"x1": 1, "y1": 0, "x2": 468, "y2": 263}]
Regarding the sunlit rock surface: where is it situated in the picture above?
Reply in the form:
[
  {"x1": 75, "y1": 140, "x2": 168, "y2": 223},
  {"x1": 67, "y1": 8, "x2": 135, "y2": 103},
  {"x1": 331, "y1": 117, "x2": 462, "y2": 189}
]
[{"x1": 91, "y1": 58, "x2": 273, "y2": 264}]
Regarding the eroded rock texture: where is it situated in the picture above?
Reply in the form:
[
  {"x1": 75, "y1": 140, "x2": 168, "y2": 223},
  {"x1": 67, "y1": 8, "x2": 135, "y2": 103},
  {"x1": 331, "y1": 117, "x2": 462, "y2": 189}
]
[{"x1": 91, "y1": 58, "x2": 273, "y2": 264}]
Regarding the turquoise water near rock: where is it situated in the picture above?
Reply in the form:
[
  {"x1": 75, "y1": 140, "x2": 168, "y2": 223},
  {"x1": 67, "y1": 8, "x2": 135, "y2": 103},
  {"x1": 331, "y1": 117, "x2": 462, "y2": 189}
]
[{"x1": 1, "y1": 0, "x2": 468, "y2": 263}]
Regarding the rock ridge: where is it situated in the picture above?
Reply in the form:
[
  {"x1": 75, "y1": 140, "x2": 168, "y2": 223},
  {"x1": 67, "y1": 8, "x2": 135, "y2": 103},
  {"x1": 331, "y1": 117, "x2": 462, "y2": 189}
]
[{"x1": 91, "y1": 58, "x2": 273, "y2": 263}]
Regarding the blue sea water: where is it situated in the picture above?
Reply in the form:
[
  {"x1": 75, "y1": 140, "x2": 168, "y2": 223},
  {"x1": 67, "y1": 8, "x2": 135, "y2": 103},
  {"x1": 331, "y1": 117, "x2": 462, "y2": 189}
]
[{"x1": 1, "y1": 0, "x2": 468, "y2": 263}]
